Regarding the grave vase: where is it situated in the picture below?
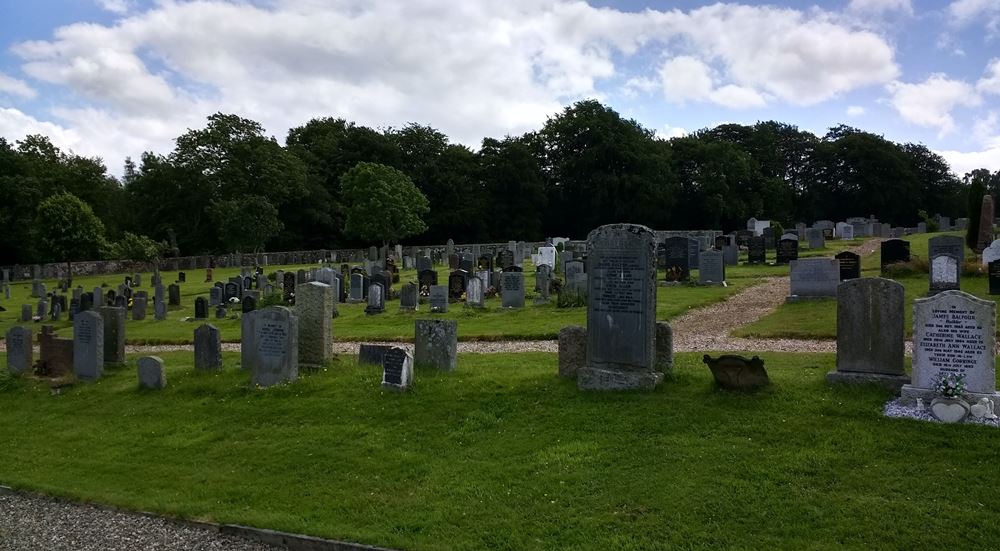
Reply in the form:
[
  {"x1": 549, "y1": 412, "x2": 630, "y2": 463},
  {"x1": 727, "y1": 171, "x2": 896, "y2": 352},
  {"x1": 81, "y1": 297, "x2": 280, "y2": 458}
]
[{"x1": 930, "y1": 396, "x2": 970, "y2": 424}]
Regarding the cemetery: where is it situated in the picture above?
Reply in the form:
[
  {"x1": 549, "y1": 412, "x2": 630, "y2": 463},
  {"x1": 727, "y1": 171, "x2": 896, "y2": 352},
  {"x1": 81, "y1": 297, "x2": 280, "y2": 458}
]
[{"x1": 4, "y1": 218, "x2": 1000, "y2": 550}]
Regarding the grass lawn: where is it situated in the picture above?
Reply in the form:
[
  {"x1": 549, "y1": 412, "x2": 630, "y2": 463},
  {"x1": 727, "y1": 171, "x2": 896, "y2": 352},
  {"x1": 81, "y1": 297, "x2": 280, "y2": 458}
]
[
  {"x1": 2, "y1": 350, "x2": 999, "y2": 550},
  {"x1": 0, "y1": 263, "x2": 758, "y2": 344},
  {"x1": 736, "y1": 231, "x2": 993, "y2": 340}
]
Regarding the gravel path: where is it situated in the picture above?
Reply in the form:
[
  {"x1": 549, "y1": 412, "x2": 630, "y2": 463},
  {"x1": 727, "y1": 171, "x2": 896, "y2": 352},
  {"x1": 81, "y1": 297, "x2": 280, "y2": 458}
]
[{"x1": 0, "y1": 491, "x2": 275, "y2": 551}]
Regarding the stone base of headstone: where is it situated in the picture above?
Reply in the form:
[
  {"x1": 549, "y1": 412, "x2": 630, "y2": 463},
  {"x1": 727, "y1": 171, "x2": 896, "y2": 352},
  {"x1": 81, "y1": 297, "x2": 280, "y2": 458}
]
[
  {"x1": 785, "y1": 295, "x2": 836, "y2": 303},
  {"x1": 899, "y1": 385, "x2": 1000, "y2": 410},
  {"x1": 825, "y1": 371, "x2": 910, "y2": 392},
  {"x1": 577, "y1": 367, "x2": 663, "y2": 390}
]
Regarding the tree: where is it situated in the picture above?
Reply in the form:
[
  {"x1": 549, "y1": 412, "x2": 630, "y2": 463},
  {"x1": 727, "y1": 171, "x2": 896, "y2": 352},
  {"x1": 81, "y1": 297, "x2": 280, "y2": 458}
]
[
  {"x1": 965, "y1": 169, "x2": 990, "y2": 251},
  {"x1": 107, "y1": 232, "x2": 168, "y2": 262},
  {"x1": 34, "y1": 192, "x2": 106, "y2": 283},
  {"x1": 211, "y1": 196, "x2": 283, "y2": 253},
  {"x1": 340, "y1": 162, "x2": 429, "y2": 247}
]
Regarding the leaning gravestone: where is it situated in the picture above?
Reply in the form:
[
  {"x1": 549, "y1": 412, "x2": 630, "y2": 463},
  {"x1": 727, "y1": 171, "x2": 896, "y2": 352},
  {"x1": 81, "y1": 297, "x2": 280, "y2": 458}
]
[
  {"x1": 929, "y1": 254, "x2": 961, "y2": 295},
  {"x1": 6, "y1": 326, "x2": 32, "y2": 375},
  {"x1": 698, "y1": 250, "x2": 725, "y2": 285},
  {"x1": 901, "y1": 291, "x2": 999, "y2": 407},
  {"x1": 73, "y1": 310, "x2": 104, "y2": 381},
  {"x1": 250, "y1": 306, "x2": 299, "y2": 387},
  {"x1": 137, "y1": 356, "x2": 166, "y2": 389},
  {"x1": 826, "y1": 278, "x2": 908, "y2": 390},
  {"x1": 194, "y1": 324, "x2": 223, "y2": 371},
  {"x1": 880, "y1": 239, "x2": 910, "y2": 273},
  {"x1": 297, "y1": 281, "x2": 334, "y2": 366},
  {"x1": 381, "y1": 347, "x2": 413, "y2": 392},
  {"x1": 101, "y1": 306, "x2": 126, "y2": 366},
  {"x1": 501, "y1": 272, "x2": 525, "y2": 308},
  {"x1": 788, "y1": 258, "x2": 839, "y2": 300},
  {"x1": 834, "y1": 251, "x2": 861, "y2": 280},
  {"x1": 414, "y1": 319, "x2": 457, "y2": 371},
  {"x1": 578, "y1": 223, "x2": 662, "y2": 390}
]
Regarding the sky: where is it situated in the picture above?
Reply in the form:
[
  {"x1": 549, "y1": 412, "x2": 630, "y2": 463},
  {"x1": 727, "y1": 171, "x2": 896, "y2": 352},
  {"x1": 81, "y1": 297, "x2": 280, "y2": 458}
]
[{"x1": 0, "y1": 0, "x2": 998, "y2": 178}]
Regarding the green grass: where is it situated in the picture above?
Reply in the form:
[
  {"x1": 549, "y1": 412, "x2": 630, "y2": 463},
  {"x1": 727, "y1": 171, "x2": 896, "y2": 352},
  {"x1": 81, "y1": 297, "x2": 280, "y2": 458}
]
[
  {"x1": 0, "y1": 263, "x2": 757, "y2": 343},
  {"x1": 737, "y1": 231, "x2": 990, "y2": 340},
  {"x1": 2, "y1": 350, "x2": 1000, "y2": 550}
]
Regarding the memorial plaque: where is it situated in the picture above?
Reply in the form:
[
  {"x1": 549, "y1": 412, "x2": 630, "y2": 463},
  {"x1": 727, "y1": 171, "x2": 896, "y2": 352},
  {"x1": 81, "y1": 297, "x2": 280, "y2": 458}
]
[{"x1": 834, "y1": 251, "x2": 861, "y2": 280}]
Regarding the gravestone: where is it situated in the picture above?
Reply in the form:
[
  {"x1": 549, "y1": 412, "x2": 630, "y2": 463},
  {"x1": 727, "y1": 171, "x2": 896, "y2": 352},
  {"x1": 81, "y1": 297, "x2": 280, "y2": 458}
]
[
  {"x1": 242, "y1": 295, "x2": 257, "y2": 313},
  {"x1": 448, "y1": 270, "x2": 468, "y2": 300},
  {"x1": 297, "y1": 282, "x2": 334, "y2": 365},
  {"x1": 132, "y1": 295, "x2": 147, "y2": 320},
  {"x1": 418, "y1": 269, "x2": 438, "y2": 292},
  {"x1": 828, "y1": 278, "x2": 907, "y2": 389},
  {"x1": 534, "y1": 265, "x2": 551, "y2": 303},
  {"x1": 359, "y1": 344, "x2": 391, "y2": 366},
  {"x1": 698, "y1": 250, "x2": 725, "y2": 285},
  {"x1": 929, "y1": 254, "x2": 960, "y2": 295},
  {"x1": 137, "y1": 356, "x2": 166, "y2": 389},
  {"x1": 20, "y1": 304, "x2": 31, "y2": 322},
  {"x1": 929, "y1": 235, "x2": 965, "y2": 267},
  {"x1": 194, "y1": 297, "x2": 208, "y2": 319},
  {"x1": 417, "y1": 257, "x2": 432, "y2": 273},
  {"x1": 349, "y1": 273, "x2": 365, "y2": 303},
  {"x1": 687, "y1": 237, "x2": 700, "y2": 269},
  {"x1": 747, "y1": 236, "x2": 766, "y2": 264},
  {"x1": 429, "y1": 285, "x2": 448, "y2": 312},
  {"x1": 365, "y1": 283, "x2": 385, "y2": 315},
  {"x1": 661, "y1": 236, "x2": 690, "y2": 282},
  {"x1": 168, "y1": 284, "x2": 181, "y2": 306},
  {"x1": 578, "y1": 223, "x2": 661, "y2": 390},
  {"x1": 283, "y1": 272, "x2": 297, "y2": 304},
  {"x1": 806, "y1": 228, "x2": 825, "y2": 249},
  {"x1": 209, "y1": 287, "x2": 222, "y2": 307},
  {"x1": 400, "y1": 282, "x2": 418, "y2": 311},
  {"x1": 216, "y1": 304, "x2": 227, "y2": 319},
  {"x1": 991, "y1": 259, "x2": 1000, "y2": 295},
  {"x1": 101, "y1": 306, "x2": 126, "y2": 365},
  {"x1": 762, "y1": 227, "x2": 775, "y2": 249},
  {"x1": 775, "y1": 238, "x2": 798, "y2": 264},
  {"x1": 448, "y1": 254, "x2": 460, "y2": 270},
  {"x1": 194, "y1": 324, "x2": 222, "y2": 371},
  {"x1": 834, "y1": 251, "x2": 861, "y2": 280},
  {"x1": 703, "y1": 355, "x2": 769, "y2": 390},
  {"x1": 901, "y1": 291, "x2": 999, "y2": 407},
  {"x1": 880, "y1": 239, "x2": 910, "y2": 273},
  {"x1": 381, "y1": 347, "x2": 413, "y2": 392},
  {"x1": 722, "y1": 244, "x2": 739, "y2": 266},
  {"x1": 788, "y1": 259, "x2": 839, "y2": 299},
  {"x1": 501, "y1": 272, "x2": 525, "y2": 308},
  {"x1": 983, "y1": 239, "x2": 1000, "y2": 267},
  {"x1": 466, "y1": 276, "x2": 485, "y2": 308},
  {"x1": 240, "y1": 310, "x2": 256, "y2": 371},
  {"x1": 224, "y1": 282, "x2": 239, "y2": 302},
  {"x1": 558, "y1": 325, "x2": 587, "y2": 379},
  {"x1": 497, "y1": 250, "x2": 514, "y2": 270},
  {"x1": 250, "y1": 306, "x2": 299, "y2": 387},
  {"x1": 976, "y1": 194, "x2": 995, "y2": 253},
  {"x1": 414, "y1": 319, "x2": 457, "y2": 371},
  {"x1": 73, "y1": 310, "x2": 104, "y2": 380},
  {"x1": 538, "y1": 246, "x2": 557, "y2": 269},
  {"x1": 6, "y1": 327, "x2": 32, "y2": 375}
]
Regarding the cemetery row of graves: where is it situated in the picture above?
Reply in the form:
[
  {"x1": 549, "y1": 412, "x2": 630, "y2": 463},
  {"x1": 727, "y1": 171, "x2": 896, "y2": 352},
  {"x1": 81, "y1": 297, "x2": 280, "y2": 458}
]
[{"x1": 3, "y1": 215, "x2": 1000, "y2": 549}]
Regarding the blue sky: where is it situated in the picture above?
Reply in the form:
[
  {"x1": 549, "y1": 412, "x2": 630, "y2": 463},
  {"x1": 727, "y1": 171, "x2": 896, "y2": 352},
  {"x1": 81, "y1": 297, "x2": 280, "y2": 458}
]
[{"x1": 0, "y1": 0, "x2": 998, "y2": 176}]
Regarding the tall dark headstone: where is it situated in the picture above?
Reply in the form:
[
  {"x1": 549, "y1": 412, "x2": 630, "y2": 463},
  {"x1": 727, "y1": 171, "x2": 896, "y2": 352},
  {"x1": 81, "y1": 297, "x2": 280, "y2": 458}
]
[
  {"x1": 661, "y1": 236, "x2": 689, "y2": 282},
  {"x1": 834, "y1": 251, "x2": 861, "y2": 280},
  {"x1": 747, "y1": 236, "x2": 766, "y2": 264},
  {"x1": 775, "y1": 238, "x2": 798, "y2": 264},
  {"x1": 990, "y1": 259, "x2": 1000, "y2": 295}
]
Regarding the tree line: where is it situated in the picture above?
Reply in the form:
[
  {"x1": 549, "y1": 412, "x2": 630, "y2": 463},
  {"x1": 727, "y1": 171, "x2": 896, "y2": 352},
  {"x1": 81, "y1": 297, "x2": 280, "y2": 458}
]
[{"x1": 2, "y1": 99, "x2": 998, "y2": 266}]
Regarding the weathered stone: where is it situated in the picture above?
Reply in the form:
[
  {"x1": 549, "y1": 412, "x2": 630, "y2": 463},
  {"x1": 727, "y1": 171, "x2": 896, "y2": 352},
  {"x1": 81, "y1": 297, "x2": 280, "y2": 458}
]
[
  {"x1": 400, "y1": 282, "x2": 418, "y2": 311},
  {"x1": 930, "y1": 254, "x2": 960, "y2": 294},
  {"x1": 827, "y1": 278, "x2": 908, "y2": 390},
  {"x1": 137, "y1": 356, "x2": 166, "y2": 389},
  {"x1": 359, "y1": 344, "x2": 391, "y2": 366},
  {"x1": 240, "y1": 310, "x2": 256, "y2": 371},
  {"x1": 703, "y1": 354, "x2": 769, "y2": 389},
  {"x1": 656, "y1": 321, "x2": 673, "y2": 374},
  {"x1": 500, "y1": 272, "x2": 524, "y2": 308},
  {"x1": 100, "y1": 306, "x2": 126, "y2": 365},
  {"x1": 250, "y1": 306, "x2": 299, "y2": 387},
  {"x1": 381, "y1": 347, "x2": 413, "y2": 392},
  {"x1": 194, "y1": 324, "x2": 223, "y2": 371},
  {"x1": 579, "y1": 223, "x2": 662, "y2": 391},
  {"x1": 73, "y1": 310, "x2": 104, "y2": 380},
  {"x1": 976, "y1": 194, "x2": 995, "y2": 253},
  {"x1": 558, "y1": 325, "x2": 586, "y2": 379},
  {"x1": 297, "y1": 281, "x2": 334, "y2": 366},
  {"x1": 429, "y1": 285, "x2": 448, "y2": 313},
  {"x1": 414, "y1": 319, "x2": 457, "y2": 372},
  {"x1": 698, "y1": 250, "x2": 725, "y2": 285},
  {"x1": 788, "y1": 258, "x2": 839, "y2": 300},
  {"x1": 6, "y1": 326, "x2": 32, "y2": 375}
]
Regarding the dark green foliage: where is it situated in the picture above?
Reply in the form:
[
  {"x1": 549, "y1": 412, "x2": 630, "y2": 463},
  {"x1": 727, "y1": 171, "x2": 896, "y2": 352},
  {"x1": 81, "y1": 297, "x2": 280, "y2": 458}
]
[{"x1": 965, "y1": 169, "x2": 991, "y2": 250}]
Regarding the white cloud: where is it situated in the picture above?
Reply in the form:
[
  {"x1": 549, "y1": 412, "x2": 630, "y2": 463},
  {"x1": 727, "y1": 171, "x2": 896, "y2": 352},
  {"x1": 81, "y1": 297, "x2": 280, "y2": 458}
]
[
  {"x1": 979, "y1": 58, "x2": 1000, "y2": 94},
  {"x1": 3, "y1": 0, "x2": 902, "y2": 172},
  {"x1": 939, "y1": 146, "x2": 1000, "y2": 176},
  {"x1": 949, "y1": 0, "x2": 1000, "y2": 30},
  {"x1": 660, "y1": 56, "x2": 714, "y2": 103},
  {"x1": 0, "y1": 72, "x2": 36, "y2": 99},
  {"x1": 96, "y1": 0, "x2": 130, "y2": 15},
  {"x1": 846, "y1": 105, "x2": 866, "y2": 116},
  {"x1": 656, "y1": 124, "x2": 687, "y2": 140},
  {"x1": 0, "y1": 108, "x2": 82, "y2": 150},
  {"x1": 848, "y1": 0, "x2": 913, "y2": 16},
  {"x1": 887, "y1": 74, "x2": 981, "y2": 135}
]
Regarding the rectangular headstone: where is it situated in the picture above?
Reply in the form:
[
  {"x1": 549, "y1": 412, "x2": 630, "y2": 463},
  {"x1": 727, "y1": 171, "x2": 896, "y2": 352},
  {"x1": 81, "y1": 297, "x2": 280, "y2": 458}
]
[
  {"x1": 827, "y1": 278, "x2": 907, "y2": 389},
  {"x1": 73, "y1": 310, "x2": 104, "y2": 380},
  {"x1": 6, "y1": 326, "x2": 32, "y2": 375},
  {"x1": 788, "y1": 259, "x2": 839, "y2": 298},
  {"x1": 100, "y1": 306, "x2": 126, "y2": 365},
  {"x1": 381, "y1": 347, "x2": 413, "y2": 392},
  {"x1": 698, "y1": 250, "x2": 725, "y2": 285},
  {"x1": 500, "y1": 272, "x2": 525, "y2": 308},
  {"x1": 358, "y1": 344, "x2": 391, "y2": 366},
  {"x1": 250, "y1": 306, "x2": 299, "y2": 387},
  {"x1": 429, "y1": 285, "x2": 448, "y2": 313},
  {"x1": 414, "y1": 319, "x2": 457, "y2": 371},
  {"x1": 834, "y1": 251, "x2": 861, "y2": 280},
  {"x1": 194, "y1": 324, "x2": 223, "y2": 371},
  {"x1": 297, "y1": 282, "x2": 334, "y2": 366}
]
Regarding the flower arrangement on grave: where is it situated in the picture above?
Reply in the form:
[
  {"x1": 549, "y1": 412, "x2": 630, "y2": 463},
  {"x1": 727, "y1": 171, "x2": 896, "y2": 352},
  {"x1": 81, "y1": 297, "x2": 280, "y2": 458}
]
[{"x1": 933, "y1": 372, "x2": 967, "y2": 398}]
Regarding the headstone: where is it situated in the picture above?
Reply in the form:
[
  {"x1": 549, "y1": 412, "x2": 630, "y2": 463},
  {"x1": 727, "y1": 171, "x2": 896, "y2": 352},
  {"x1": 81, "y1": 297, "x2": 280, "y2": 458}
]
[
  {"x1": 168, "y1": 284, "x2": 181, "y2": 306},
  {"x1": 880, "y1": 239, "x2": 910, "y2": 273},
  {"x1": 283, "y1": 272, "x2": 297, "y2": 304},
  {"x1": 827, "y1": 278, "x2": 907, "y2": 389},
  {"x1": 687, "y1": 237, "x2": 700, "y2": 269},
  {"x1": 983, "y1": 239, "x2": 1000, "y2": 267},
  {"x1": 194, "y1": 324, "x2": 223, "y2": 371},
  {"x1": 242, "y1": 295, "x2": 257, "y2": 313},
  {"x1": 698, "y1": 250, "x2": 725, "y2": 285},
  {"x1": 747, "y1": 236, "x2": 766, "y2": 264},
  {"x1": 703, "y1": 355, "x2": 769, "y2": 389},
  {"x1": 132, "y1": 295, "x2": 147, "y2": 320},
  {"x1": 538, "y1": 246, "x2": 557, "y2": 269},
  {"x1": 902, "y1": 291, "x2": 999, "y2": 407},
  {"x1": 154, "y1": 300, "x2": 167, "y2": 321},
  {"x1": 365, "y1": 283, "x2": 385, "y2": 315},
  {"x1": 929, "y1": 235, "x2": 965, "y2": 267},
  {"x1": 991, "y1": 259, "x2": 1000, "y2": 295},
  {"x1": 73, "y1": 310, "x2": 104, "y2": 380},
  {"x1": 722, "y1": 244, "x2": 739, "y2": 266},
  {"x1": 788, "y1": 259, "x2": 839, "y2": 299},
  {"x1": 417, "y1": 257, "x2": 432, "y2": 273},
  {"x1": 137, "y1": 356, "x2": 166, "y2": 389},
  {"x1": 930, "y1": 254, "x2": 961, "y2": 294},
  {"x1": 500, "y1": 272, "x2": 525, "y2": 308},
  {"x1": 250, "y1": 306, "x2": 299, "y2": 387},
  {"x1": 429, "y1": 285, "x2": 448, "y2": 312},
  {"x1": 775, "y1": 238, "x2": 798, "y2": 264},
  {"x1": 656, "y1": 321, "x2": 673, "y2": 373},
  {"x1": 834, "y1": 251, "x2": 861, "y2": 280},
  {"x1": 578, "y1": 223, "x2": 661, "y2": 391},
  {"x1": 381, "y1": 347, "x2": 413, "y2": 392},
  {"x1": 976, "y1": 194, "x2": 995, "y2": 253},
  {"x1": 6, "y1": 327, "x2": 32, "y2": 375},
  {"x1": 534, "y1": 265, "x2": 552, "y2": 302},
  {"x1": 414, "y1": 319, "x2": 457, "y2": 371},
  {"x1": 806, "y1": 228, "x2": 825, "y2": 249},
  {"x1": 349, "y1": 273, "x2": 364, "y2": 303},
  {"x1": 358, "y1": 344, "x2": 391, "y2": 366},
  {"x1": 297, "y1": 282, "x2": 334, "y2": 365},
  {"x1": 661, "y1": 236, "x2": 690, "y2": 282},
  {"x1": 558, "y1": 325, "x2": 586, "y2": 379},
  {"x1": 194, "y1": 297, "x2": 208, "y2": 319},
  {"x1": 400, "y1": 282, "x2": 418, "y2": 311},
  {"x1": 448, "y1": 270, "x2": 468, "y2": 300},
  {"x1": 100, "y1": 306, "x2": 126, "y2": 365},
  {"x1": 466, "y1": 276, "x2": 485, "y2": 308},
  {"x1": 418, "y1": 269, "x2": 438, "y2": 293},
  {"x1": 216, "y1": 305, "x2": 227, "y2": 319},
  {"x1": 21, "y1": 304, "x2": 32, "y2": 322},
  {"x1": 176, "y1": 272, "x2": 184, "y2": 283}
]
